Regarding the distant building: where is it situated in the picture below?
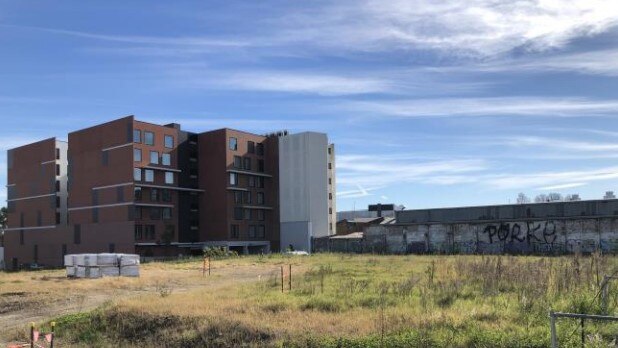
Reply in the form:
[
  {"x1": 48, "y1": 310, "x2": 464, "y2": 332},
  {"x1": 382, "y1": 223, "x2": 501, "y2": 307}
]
[
  {"x1": 4, "y1": 116, "x2": 335, "y2": 269},
  {"x1": 336, "y1": 216, "x2": 395, "y2": 235},
  {"x1": 337, "y1": 203, "x2": 403, "y2": 222}
]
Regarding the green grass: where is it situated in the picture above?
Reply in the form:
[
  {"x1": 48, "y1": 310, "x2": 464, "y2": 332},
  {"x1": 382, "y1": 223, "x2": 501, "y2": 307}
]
[{"x1": 19, "y1": 253, "x2": 618, "y2": 347}]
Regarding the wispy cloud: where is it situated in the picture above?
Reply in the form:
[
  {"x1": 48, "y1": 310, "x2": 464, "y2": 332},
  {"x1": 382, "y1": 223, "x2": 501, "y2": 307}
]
[
  {"x1": 487, "y1": 166, "x2": 618, "y2": 190},
  {"x1": 217, "y1": 71, "x2": 392, "y2": 96},
  {"x1": 337, "y1": 155, "x2": 488, "y2": 188},
  {"x1": 538, "y1": 182, "x2": 588, "y2": 191},
  {"x1": 344, "y1": 97, "x2": 618, "y2": 118},
  {"x1": 3, "y1": 24, "x2": 248, "y2": 48},
  {"x1": 271, "y1": 0, "x2": 618, "y2": 56}
]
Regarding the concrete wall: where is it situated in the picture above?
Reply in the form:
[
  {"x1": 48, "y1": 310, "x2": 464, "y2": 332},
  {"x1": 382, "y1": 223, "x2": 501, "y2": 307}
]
[
  {"x1": 281, "y1": 221, "x2": 311, "y2": 252},
  {"x1": 362, "y1": 217, "x2": 618, "y2": 255},
  {"x1": 278, "y1": 132, "x2": 330, "y2": 251}
]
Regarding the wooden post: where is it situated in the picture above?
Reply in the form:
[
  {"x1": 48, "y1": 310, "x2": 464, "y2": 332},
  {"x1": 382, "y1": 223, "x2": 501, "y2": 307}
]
[
  {"x1": 203, "y1": 257, "x2": 206, "y2": 277},
  {"x1": 50, "y1": 321, "x2": 55, "y2": 348},
  {"x1": 30, "y1": 322, "x2": 34, "y2": 348},
  {"x1": 550, "y1": 311, "x2": 557, "y2": 348},
  {"x1": 289, "y1": 264, "x2": 292, "y2": 291},
  {"x1": 281, "y1": 266, "x2": 284, "y2": 293},
  {"x1": 580, "y1": 318, "x2": 585, "y2": 348},
  {"x1": 208, "y1": 256, "x2": 211, "y2": 276}
]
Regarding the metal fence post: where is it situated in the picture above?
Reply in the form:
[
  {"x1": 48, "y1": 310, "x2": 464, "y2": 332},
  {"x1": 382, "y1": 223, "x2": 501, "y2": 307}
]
[{"x1": 550, "y1": 310, "x2": 558, "y2": 348}]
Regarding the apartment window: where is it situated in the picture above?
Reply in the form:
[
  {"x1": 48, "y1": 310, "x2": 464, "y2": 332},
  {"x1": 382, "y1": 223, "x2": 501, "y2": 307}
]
[
  {"x1": 258, "y1": 160, "x2": 264, "y2": 173},
  {"x1": 257, "y1": 177, "x2": 264, "y2": 188},
  {"x1": 243, "y1": 157, "x2": 252, "y2": 171},
  {"x1": 329, "y1": 178, "x2": 332, "y2": 185},
  {"x1": 20, "y1": 230, "x2": 24, "y2": 245},
  {"x1": 165, "y1": 172, "x2": 174, "y2": 184},
  {"x1": 55, "y1": 180, "x2": 60, "y2": 192},
  {"x1": 162, "y1": 153, "x2": 171, "y2": 166},
  {"x1": 134, "y1": 187, "x2": 142, "y2": 201},
  {"x1": 134, "y1": 129, "x2": 141, "y2": 143},
  {"x1": 135, "y1": 207, "x2": 142, "y2": 220},
  {"x1": 56, "y1": 148, "x2": 61, "y2": 160},
  {"x1": 329, "y1": 207, "x2": 333, "y2": 215},
  {"x1": 134, "y1": 148, "x2": 142, "y2": 162},
  {"x1": 102, "y1": 151, "x2": 109, "y2": 166},
  {"x1": 55, "y1": 196, "x2": 60, "y2": 208},
  {"x1": 257, "y1": 192, "x2": 265, "y2": 205},
  {"x1": 229, "y1": 172, "x2": 238, "y2": 186},
  {"x1": 135, "y1": 225, "x2": 143, "y2": 240},
  {"x1": 134, "y1": 168, "x2": 142, "y2": 181},
  {"x1": 233, "y1": 156, "x2": 242, "y2": 169},
  {"x1": 257, "y1": 143, "x2": 264, "y2": 156},
  {"x1": 92, "y1": 208, "x2": 99, "y2": 223},
  {"x1": 117, "y1": 186, "x2": 124, "y2": 202},
  {"x1": 248, "y1": 225, "x2": 256, "y2": 238},
  {"x1": 329, "y1": 193, "x2": 333, "y2": 200},
  {"x1": 145, "y1": 169, "x2": 154, "y2": 182},
  {"x1": 234, "y1": 191, "x2": 242, "y2": 204},
  {"x1": 56, "y1": 164, "x2": 60, "y2": 176},
  {"x1": 150, "y1": 208, "x2": 161, "y2": 220},
  {"x1": 244, "y1": 209, "x2": 251, "y2": 220},
  {"x1": 162, "y1": 189, "x2": 172, "y2": 202},
  {"x1": 229, "y1": 137, "x2": 238, "y2": 150},
  {"x1": 37, "y1": 210, "x2": 42, "y2": 226},
  {"x1": 233, "y1": 207, "x2": 243, "y2": 220},
  {"x1": 248, "y1": 141, "x2": 255, "y2": 154},
  {"x1": 328, "y1": 163, "x2": 332, "y2": 169},
  {"x1": 164, "y1": 135, "x2": 174, "y2": 149},
  {"x1": 144, "y1": 131, "x2": 155, "y2": 146},
  {"x1": 145, "y1": 225, "x2": 155, "y2": 239},
  {"x1": 231, "y1": 225, "x2": 240, "y2": 239},
  {"x1": 150, "y1": 189, "x2": 159, "y2": 202},
  {"x1": 258, "y1": 225, "x2": 265, "y2": 238},
  {"x1": 150, "y1": 151, "x2": 159, "y2": 164},
  {"x1": 328, "y1": 147, "x2": 332, "y2": 155},
  {"x1": 74, "y1": 225, "x2": 81, "y2": 244},
  {"x1": 162, "y1": 208, "x2": 172, "y2": 220},
  {"x1": 248, "y1": 176, "x2": 255, "y2": 187},
  {"x1": 257, "y1": 210, "x2": 265, "y2": 221},
  {"x1": 55, "y1": 212, "x2": 61, "y2": 224},
  {"x1": 244, "y1": 191, "x2": 252, "y2": 204}
]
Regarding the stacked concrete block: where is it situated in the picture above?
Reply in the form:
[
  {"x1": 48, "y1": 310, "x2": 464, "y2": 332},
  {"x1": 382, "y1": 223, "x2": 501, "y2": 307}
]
[{"x1": 65, "y1": 253, "x2": 140, "y2": 278}]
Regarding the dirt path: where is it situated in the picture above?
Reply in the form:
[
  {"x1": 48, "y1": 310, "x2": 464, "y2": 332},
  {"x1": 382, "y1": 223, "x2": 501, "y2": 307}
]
[{"x1": 0, "y1": 263, "x2": 281, "y2": 344}]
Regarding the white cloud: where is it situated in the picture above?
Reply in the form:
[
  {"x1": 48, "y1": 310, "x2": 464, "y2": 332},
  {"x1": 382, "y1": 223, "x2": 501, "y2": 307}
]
[
  {"x1": 219, "y1": 72, "x2": 391, "y2": 96},
  {"x1": 486, "y1": 166, "x2": 618, "y2": 190},
  {"x1": 501, "y1": 136, "x2": 618, "y2": 152},
  {"x1": 273, "y1": 0, "x2": 618, "y2": 56},
  {"x1": 344, "y1": 97, "x2": 618, "y2": 118},
  {"x1": 4, "y1": 25, "x2": 248, "y2": 48},
  {"x1": 538, "y1": 182, "x2": 588, "y2": 191},
  {"x1": 337, "y1": 155, "x2": 487, "y2": 188}
]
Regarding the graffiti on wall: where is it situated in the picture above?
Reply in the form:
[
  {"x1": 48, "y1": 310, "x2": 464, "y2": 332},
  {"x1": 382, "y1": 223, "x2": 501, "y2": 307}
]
[{"x1": 482, "y1": 221, "x2": 557, "y2": 244}]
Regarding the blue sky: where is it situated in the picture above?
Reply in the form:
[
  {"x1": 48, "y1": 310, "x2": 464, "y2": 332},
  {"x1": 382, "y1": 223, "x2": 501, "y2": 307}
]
[{"x1": 2, "y1": 1, "x2": 618, "y2": 211}]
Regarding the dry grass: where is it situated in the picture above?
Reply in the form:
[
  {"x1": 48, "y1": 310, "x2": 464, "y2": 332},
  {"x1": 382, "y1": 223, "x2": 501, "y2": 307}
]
[{"x1": 4, "y1": 253, "x2": 618, "y2": 347}]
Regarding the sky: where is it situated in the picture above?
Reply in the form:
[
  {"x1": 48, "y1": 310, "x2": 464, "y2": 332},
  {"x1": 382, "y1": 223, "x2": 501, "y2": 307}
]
[{"x1": 1, "y1": 1, "x2": 618, "y2": 211}]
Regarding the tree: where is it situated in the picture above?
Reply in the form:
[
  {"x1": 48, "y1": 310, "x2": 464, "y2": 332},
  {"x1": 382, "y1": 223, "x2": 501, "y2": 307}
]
[
  {"x1": 534, "y1": 194, "x2": 549, "y2": 203},
  {"x1": 0, "y1": 207, "x2": 7, "y2": 229},
  {"x1": 516, "y1": 193, "x2": 530, "y2": 204}
]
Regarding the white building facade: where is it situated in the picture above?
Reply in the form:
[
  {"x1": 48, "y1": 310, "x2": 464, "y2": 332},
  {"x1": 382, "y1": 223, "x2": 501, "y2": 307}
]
[{"x1": 278, "y1": 132, "x2": 335, "y2": 251}]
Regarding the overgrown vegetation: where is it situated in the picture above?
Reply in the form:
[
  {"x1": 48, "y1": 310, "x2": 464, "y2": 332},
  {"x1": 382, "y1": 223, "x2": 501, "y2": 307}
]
[{"x1": 7, "y1": 254, "x2": 618, "y2": 347}]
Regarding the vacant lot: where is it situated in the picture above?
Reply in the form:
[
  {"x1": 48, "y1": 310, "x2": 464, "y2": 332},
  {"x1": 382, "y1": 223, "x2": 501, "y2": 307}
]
[{"x1": 3, "y1": 253, "x2": 618, "y2": 347}]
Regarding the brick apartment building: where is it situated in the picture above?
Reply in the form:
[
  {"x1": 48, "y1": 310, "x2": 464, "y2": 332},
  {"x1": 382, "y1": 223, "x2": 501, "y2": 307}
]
[{"x1": 4, "y1": 116, "x2": 336, "y2": 269}]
